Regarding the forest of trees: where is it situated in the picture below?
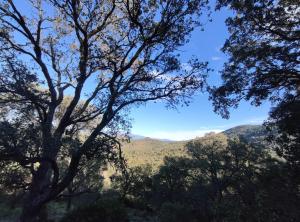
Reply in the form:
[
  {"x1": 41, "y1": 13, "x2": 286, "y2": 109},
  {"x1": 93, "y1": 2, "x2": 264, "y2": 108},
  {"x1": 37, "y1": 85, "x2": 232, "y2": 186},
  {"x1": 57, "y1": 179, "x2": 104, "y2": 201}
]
[
  {"x1": 111, "y1": 133, "x2": 299, "y2": 222},
  {"x1": 0, "y1": 0, "x2": 299, "y2": 221}
]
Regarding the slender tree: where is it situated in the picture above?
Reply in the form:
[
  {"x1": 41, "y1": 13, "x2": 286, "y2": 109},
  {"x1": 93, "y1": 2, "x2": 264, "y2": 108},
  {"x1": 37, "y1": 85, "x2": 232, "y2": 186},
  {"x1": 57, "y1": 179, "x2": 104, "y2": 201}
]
[{"x1": 0, "y1": 0, "x2": 209, "y2": 221}]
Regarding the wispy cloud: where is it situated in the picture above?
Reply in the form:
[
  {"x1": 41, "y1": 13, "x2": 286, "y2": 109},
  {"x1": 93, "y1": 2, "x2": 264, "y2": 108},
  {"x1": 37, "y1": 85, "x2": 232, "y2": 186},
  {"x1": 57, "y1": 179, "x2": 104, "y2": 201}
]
[{"x1": 211, "y1": 56, "x2": 222, "y2": 61}]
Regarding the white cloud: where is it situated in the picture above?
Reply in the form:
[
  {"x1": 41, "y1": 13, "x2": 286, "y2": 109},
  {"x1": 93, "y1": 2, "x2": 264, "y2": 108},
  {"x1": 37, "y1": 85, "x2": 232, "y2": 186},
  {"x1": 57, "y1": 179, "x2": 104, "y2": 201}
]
[
  {"x1": 145, "y1": 129, "x2": 223, "y2": 141},
  {"x1": 211, "y1": 56, "x2": 222, "y2": 61}
]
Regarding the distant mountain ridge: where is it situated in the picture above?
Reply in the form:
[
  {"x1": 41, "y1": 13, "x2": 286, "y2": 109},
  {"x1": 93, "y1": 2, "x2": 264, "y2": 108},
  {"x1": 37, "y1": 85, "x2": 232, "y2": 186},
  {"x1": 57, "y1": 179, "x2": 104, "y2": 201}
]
[
  {"x1": 223, "y1": 124, "x2": 268, "y2": 144},
  {"x1": 124, "y1": 125, "x2": 268, "y2": 168},
  {"x1": 130, "y1": 134, "x2": 146, "y2": 140},
  {"x1": 130, "y1": 124, "x2": 267, "y2": 142},
  {"x1": 130, "y1": 134, "x2": 175, "y2": 142}
]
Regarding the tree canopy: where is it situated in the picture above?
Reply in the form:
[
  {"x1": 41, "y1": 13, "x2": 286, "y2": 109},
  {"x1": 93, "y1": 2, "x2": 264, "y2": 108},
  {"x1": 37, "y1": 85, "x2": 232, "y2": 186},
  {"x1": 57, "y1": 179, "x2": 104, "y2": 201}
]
[
  {"x1": 0, "y1": 0, "x2": 209, "y2": 221},
  {"x1": 210, "y1": 0, "x2": 300, "y2": 118},
  {"x1": 209, "y1": 0, "x2": 300, "y2": 171},
  {"x1": 112, "y1": 134, "x2": 300, "y2": 222}
]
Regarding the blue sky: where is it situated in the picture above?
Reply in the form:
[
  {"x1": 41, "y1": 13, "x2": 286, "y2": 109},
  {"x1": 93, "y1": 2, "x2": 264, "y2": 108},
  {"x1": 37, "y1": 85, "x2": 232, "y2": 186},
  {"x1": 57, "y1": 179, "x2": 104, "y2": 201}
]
[
  {"x1": 130, "y1": 7, "x2": 271, "y2": 140},
  {"x1": 11, "y1": 1, "x2": 271, "y2": 141}
]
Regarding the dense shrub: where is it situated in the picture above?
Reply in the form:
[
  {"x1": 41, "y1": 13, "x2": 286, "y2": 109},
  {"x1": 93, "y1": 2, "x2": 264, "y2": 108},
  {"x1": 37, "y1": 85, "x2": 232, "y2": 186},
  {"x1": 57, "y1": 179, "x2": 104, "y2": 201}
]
[
  {"x1": 60, "y1": 198, "x2": 129, "y2": 222},
  {"x1": 158, "y1": 202, "x2": 197, "y2": 222}
]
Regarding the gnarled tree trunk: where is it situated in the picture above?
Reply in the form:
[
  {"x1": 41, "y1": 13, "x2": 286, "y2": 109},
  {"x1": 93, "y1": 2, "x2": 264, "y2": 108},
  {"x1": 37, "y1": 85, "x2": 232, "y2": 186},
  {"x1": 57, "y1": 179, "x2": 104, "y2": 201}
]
[{"x1": 20, "y1": 160, "x2": 54, "y2": 221}]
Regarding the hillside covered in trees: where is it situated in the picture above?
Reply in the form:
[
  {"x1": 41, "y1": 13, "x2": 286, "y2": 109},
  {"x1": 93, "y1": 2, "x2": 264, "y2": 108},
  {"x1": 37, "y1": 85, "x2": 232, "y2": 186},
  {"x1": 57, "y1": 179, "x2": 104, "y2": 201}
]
[{"x1": 122, "y1": 125, "x2": 268, "y2": 168}]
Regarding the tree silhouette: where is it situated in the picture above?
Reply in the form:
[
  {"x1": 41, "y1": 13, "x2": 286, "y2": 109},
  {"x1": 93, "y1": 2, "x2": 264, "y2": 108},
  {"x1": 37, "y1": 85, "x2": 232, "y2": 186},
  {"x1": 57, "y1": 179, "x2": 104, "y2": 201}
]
[
  {"x1": 209, "y1": 0, "x2": 300, "y2": 169},
  {"x1": 210, "y1": 0, "x2": 299, "y2": 118},
  {"x1": 0, "y1": 0, "x2": 209, "y2": 220}
]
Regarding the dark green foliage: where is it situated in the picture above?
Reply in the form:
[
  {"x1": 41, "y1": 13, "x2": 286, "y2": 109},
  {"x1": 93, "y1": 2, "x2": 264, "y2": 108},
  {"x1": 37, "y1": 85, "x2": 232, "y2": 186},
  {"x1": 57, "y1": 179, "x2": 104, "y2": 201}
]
[
  {"x1": 111, "y1": 164, "x2": 153, "y2": 207},
  {"x1": 210, "y1": 0, "x2": 300, "y2": 118},
  {"x1": 267, "y1": 97, "x2": 300, "y2": 169},
  {"x1": 209, "y1": 0, "x2": 300, "y2": 186},
  {"x1": 254, "y1": 163, "x2": 300, "y2": 222},
  {"x1": 60, "y1": 199, "x2": 129, "y2": 222},
  {"x1": 0, "y1": 193, "x2": 22, "y2": 221},
  {"x1": 113, "y1": 134, "x2": 299, "y2": 222},
  {"x1": 158, "y1": 202, "x2": 197, "y2": 222}
]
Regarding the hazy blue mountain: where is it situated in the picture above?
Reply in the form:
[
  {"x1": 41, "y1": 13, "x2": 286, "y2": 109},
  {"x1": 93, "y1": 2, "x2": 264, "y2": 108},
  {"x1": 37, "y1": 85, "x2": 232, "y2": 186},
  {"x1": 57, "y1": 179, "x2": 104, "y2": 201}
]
[
  {"x1": 130, "y1": 134, "x2": 146, "y2": 140},
  {"x1": 130, "y1": 134, "x2": 175, "y2": 142}
]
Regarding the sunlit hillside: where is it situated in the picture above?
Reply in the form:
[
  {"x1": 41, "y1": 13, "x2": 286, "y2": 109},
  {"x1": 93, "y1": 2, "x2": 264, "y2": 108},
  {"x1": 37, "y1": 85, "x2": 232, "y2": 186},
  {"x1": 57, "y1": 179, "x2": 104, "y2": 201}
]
[
  {"x1": 122, "y1": 125, "x2": 267, "y2": 169},
  {"x1": 123, "y1": 138, "x2": 187, "y2": 169}
]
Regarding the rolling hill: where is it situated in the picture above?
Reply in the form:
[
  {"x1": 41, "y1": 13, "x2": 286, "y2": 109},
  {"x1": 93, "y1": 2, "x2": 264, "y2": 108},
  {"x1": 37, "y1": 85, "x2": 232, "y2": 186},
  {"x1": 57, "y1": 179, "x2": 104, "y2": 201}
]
[
  {"x1": 122, "y1": 138, "x2": 186, "y2": 168},
  {"x1": 223, "y1": 124, "x2": 268, "y2": 143},
  {"x1": 122, "y1": 125, "x2": 268, "y2": 169}
]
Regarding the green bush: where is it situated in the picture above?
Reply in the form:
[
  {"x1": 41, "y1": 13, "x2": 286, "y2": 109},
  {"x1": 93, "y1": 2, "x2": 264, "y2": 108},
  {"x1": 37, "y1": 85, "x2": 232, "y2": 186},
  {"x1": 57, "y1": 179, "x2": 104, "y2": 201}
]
[
  {"x1": 158, "y1": 202, "x2": 197, "y2": 222},
  {"x1": 60, "y1": 198, "x2": 129, "y2": 222}
]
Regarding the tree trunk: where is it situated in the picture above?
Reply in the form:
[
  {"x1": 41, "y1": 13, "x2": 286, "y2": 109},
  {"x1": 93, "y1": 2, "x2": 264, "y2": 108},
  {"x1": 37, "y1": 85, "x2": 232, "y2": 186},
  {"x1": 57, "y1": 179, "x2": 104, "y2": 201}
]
[
  {"x1": 19, "y1": 136, "x2": 80, "y2": 221},
  {"x1": 19, "y1": 162, "x2": 53, "y2": 222}
]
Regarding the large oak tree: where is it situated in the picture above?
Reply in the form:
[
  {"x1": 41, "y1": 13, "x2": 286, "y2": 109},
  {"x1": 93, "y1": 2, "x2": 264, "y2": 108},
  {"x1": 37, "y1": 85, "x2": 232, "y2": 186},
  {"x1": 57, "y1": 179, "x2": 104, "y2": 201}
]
[{"x1": 0, "y1": 0, "x2": 209, "y2": 221}]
